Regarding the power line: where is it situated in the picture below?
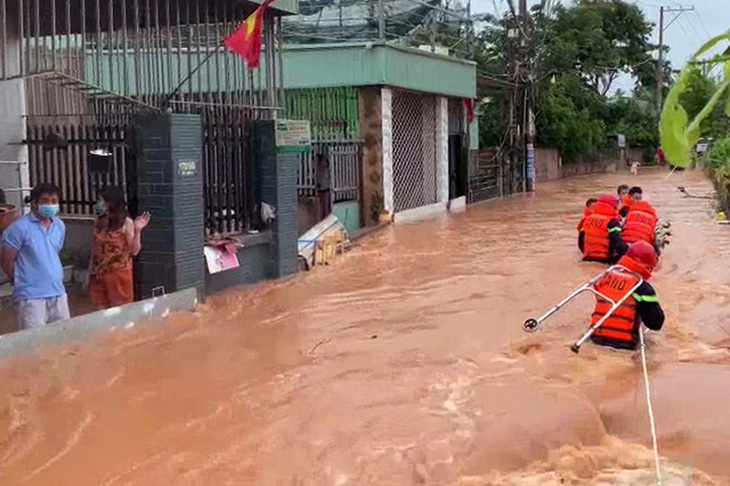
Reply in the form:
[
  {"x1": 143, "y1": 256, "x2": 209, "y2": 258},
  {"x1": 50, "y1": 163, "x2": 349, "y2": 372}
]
[{"x1": 692, "y1": 10, "x2": 711, "y2": 38}]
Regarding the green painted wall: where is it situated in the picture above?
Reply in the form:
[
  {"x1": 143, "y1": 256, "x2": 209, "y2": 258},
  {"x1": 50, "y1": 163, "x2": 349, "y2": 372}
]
[
  {"x1": 333, "y1": 201, "x2": 361, "y2": 234},
  {"x1": 85, "y1": 43, "x2": 476, "y2": 100},
  {"x1": 283, "y1": 43, "x2": 476, "y2": 99}
]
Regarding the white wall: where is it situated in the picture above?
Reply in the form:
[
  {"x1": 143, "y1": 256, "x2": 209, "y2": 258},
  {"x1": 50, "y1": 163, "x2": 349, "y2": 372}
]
[
  {"x1": 381, "y1": 87, "x2": 394, "y2": 215},
  {"x1": 0, "y1": 21, "x2": 29, "y2": 210},
  {"x1": 436, "y1": 96, "x2": 449, "y2": 204}
]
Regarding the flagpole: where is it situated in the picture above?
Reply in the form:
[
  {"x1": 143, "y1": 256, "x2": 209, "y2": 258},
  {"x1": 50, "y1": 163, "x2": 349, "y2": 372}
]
[{"x1": 164, "y1": 45, "x2": 222, "y2": 108}]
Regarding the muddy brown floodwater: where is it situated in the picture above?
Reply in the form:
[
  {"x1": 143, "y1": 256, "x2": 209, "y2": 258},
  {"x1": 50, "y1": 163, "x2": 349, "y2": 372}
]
[{"x1": 1, "y1": 169, "x2": 730, "y2": 485}]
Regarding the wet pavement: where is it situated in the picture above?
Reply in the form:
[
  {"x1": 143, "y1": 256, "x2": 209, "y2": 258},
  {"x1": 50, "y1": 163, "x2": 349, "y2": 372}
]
[{"x1": 0, "y1": 168, "x2": 729, "y2": 484}]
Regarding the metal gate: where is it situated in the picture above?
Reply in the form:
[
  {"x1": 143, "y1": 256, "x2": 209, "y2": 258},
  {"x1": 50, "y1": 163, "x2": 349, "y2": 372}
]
[
  {"x1": 392, "y1": 91, "x2": 437, "y2": 212},
  {"x1": 26, "y1": 115, "x2": 138, "y2": 217},
  {"x1": 468, "y1": 147, "x2": 525, "y2": 203}
]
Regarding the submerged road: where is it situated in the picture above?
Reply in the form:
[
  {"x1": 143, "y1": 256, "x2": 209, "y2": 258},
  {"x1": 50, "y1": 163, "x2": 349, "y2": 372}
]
[{"x1": 1, "y1": 169, "x2": 730, "y2": 484}]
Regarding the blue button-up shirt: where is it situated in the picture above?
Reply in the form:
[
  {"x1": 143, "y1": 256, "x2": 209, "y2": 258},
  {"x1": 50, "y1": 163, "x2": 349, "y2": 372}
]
[{"x1": 2, "y1": 213, "x2": 66, "y2": 300}]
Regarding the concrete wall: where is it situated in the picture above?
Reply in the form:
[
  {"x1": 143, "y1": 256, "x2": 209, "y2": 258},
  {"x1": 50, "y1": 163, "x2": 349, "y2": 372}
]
[
  {"x1": 0, "y1": 288, "x2": 198, "y2": 359},
  {"x1": 535, "y1": 147, "x2": 561, "y2": 183},
  {"x1": 205, "y1": 233, "x2": 274, "y2": 294},
  {"x1": 627, "y1": 147, "x2": 649, "y2": 165},
  {"x1": 333, "y1": 201, "x2": 360, "y2": 235},
  {"x1": 533, "y1": 147, "x2": 626, "y2": 183},
  {"x1": 63, "y1": 218, "x2": 94, "y2": 257},
  {"x1": 0, "y1": 11, "x2": 29, "y2": 210},
  {"x1": 560, "y1": 157, "x2": 621, "y2": 178}
]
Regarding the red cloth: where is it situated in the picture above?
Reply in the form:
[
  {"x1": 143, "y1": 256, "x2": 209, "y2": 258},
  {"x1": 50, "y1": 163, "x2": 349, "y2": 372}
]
[
  {"x1": 89, "y1": 267, "x2": 134, "y2": 309},
  {"x1": 464, "y1": 98, "x2": 476, "y2": 124},
  {"x1": 224, "y1": 0, "x2": 276, "y2": 69}
]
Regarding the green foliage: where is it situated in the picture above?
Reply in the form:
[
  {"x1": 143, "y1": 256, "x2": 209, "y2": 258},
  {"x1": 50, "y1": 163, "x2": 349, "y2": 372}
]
[
  {"x1": 679, "y1": 68, "x2": 715, "y2": 123},
  {"x1": 476, "y1": 0, "x2": 660, "y2": 161},
  {"x1": 544, "y1": 0, "x2": 655, "y2": 95},
  {"x1": 479, "y1": 94, "x2": 510, "y2": 147},
  {"x1": 706, "y1": 138, "x2": 730, "y2": 175},
  {"x1": 660, "y1": 31, "x2": 730, "y2": 168},
  {"x1": 536, "y1": 77, "x2": 607, "y2": 161},
  {"x1": 607, "y1": 91, "x2": 659, "y2": 147}
]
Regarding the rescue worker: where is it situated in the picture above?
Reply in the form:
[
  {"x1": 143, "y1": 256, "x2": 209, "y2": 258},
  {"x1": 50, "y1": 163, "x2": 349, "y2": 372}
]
[
  {"x1": 622, "y1": 200, "x2": 658, "y2": 247},
  {"x1": 590, "y1": 241, "x2": 665, "y2": 350},
  {"x1": 578, "y1": 198, "x2": 598, "y2": 253},
  {"x1": 629, "y1": 186, "x2": 643, "y2": 202},
  {"x1": 582, "y1": 194, "x2": 628, "y2": 264},
  {"x1": 617, "y1": 185, "x2": 631, "y2": 216},
  {"x1": 620, "y1": 186, "x2": 643, "y2": 219}
]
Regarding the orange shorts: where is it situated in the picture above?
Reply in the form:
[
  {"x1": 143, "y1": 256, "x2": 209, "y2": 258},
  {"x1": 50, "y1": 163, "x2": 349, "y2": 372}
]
[{"x1": 89, "y1": 267, "x2": 134, "y2": 310}]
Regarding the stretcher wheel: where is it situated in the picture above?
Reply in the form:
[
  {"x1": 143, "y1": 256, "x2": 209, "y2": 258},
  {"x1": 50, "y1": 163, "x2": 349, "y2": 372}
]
[
  {"x1": 570, "y1": 344, "x2": 580, "y2": 354},
  {"x1": 523, "y1": 318, "x2": 540, "y2": 333}
]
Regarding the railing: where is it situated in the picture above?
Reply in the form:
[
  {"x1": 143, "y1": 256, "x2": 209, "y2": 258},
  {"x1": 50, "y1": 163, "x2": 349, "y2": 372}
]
[
  {"x1": 26, "y1": 115, "x2": 136, "y2": 217},
  {"x1": 331, "y1": 142, "x2": 361, "y2": 203},
  {"x1": 4, "y1": 0, "x2": 288, "y2": 236},
  {"x1": 297, "y1": 142, "x2": 361, "y2": 203}
]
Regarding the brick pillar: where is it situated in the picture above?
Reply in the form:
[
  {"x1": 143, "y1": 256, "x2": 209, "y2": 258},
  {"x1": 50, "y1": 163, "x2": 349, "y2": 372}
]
[
  {"x1": 133, "y1": 112, "x2": 204, "y2": 299},
  {"x1": 253, "y1": 120, "x2": 298, "y2": 279}
]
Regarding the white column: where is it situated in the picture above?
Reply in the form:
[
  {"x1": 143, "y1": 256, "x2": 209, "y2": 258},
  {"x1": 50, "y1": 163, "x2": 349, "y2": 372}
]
[
  {"x1": 381, "y1": 87, "x2": 394, "y2": 214},
  {"x1": 436, "y1": 96, "x2": 449, "y2": 204}
]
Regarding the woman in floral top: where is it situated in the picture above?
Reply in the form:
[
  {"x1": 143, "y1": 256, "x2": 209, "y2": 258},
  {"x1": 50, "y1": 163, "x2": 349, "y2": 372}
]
[{"x1": 89, "y1": 186, "x2": 150, "y2": 309}]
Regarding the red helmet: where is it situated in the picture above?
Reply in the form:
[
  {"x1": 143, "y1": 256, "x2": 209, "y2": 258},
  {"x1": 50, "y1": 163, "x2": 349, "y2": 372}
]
[
  {"x1": 599, "y1": 194, "x2": 619, "y2": 209},
  {"x1": 626, "y1": 240, "x2": 658, "y2": 271}
]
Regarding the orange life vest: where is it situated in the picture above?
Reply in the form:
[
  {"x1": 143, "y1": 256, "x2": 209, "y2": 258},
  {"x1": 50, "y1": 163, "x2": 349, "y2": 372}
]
[
  {"x1": 591, "y1": 256, "x2": 652, "y2": 347},
  {"x1": 577, "y1": 207, "x2": 594, "y2": 232},
  {"x1": 583, "y1": 202, "x2": 617, "y2": 260},
  {"x1": 618, "y1": 195, "x2": 632, "y2": 215},
  {"x1": 622, "y1": 201, "x2": 658, "y2": 245}
]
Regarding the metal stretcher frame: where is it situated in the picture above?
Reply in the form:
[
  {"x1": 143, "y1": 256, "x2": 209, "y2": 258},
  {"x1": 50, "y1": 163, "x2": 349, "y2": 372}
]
[{"x1": 523, "y1": 265, "x2": 645, "y2": 354}]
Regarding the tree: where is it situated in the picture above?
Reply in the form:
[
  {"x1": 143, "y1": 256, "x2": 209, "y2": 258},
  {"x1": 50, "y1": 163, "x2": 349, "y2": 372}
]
[
  {"x1": 536, "y1": 75, "x2": 607, "y2": 161},
  {"x1": 607, "y1": 90, "x2": 659, "y2": 147},
  {"x1": 544, "y1": 0, "x2": 656, "y2": 96},
  {"x1": 475, "y1": 0, "x2": 660, "y2": 161}
]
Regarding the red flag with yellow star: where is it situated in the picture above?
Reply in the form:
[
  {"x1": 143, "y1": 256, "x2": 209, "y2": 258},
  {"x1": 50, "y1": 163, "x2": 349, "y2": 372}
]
[{"x1": 224, "y1": 0, "x2": 276, "y2": 69}]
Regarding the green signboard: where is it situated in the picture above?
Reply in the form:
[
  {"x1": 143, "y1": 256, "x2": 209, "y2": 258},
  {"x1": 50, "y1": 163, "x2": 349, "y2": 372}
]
[{"x1": 275, "y1": 119, "x2": 311, "y2": 154}]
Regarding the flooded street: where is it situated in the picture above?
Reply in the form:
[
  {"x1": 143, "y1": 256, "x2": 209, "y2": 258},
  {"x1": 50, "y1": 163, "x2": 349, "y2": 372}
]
[{"x1": 2, "y1": 168, "x2": 730, "y2": 485}]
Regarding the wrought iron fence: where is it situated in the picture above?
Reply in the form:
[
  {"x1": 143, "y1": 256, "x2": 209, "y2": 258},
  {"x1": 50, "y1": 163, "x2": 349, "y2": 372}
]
[
  {"x1": 330, "y1": 142, "x2": 360, "y2": 203},
  {"x1": 3, "y1": 0, "x2": 286, "y2": 234},
  {"x1": 26, "y1": 114, "x2": 137, "y2": 217},
  {"x1": 468, "y1": 147, "x2": 525, "y2": 203},
  {"x1": 287, "y1": 87, "x2": 362, "y2": 202},
  {"x1": 296, "y1": 142, "x2": 361, "y2": 203}
]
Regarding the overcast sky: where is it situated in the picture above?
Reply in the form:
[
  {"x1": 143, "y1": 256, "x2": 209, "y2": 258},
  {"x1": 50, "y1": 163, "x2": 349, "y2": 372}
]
[{"x1": 471, "y1": 0, "x2": 730, "y2": 72}]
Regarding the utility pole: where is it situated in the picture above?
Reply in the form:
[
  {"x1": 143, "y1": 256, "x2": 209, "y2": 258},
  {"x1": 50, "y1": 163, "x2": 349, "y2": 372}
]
[
  {"x1": 519, "y1": 0, "x2": 535, "y2": 192},
  {"x1": 378, "y1": 0, "x2": 386, "y2": 42},
  {"x1": 657, "y1": 5, "x2": 694, "y2": 115}
]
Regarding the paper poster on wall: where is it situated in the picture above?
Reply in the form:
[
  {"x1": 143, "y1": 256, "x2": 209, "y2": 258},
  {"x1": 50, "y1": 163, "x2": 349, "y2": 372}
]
[
  {"x1": 527, "y1": 143, "x2": 536, "y2": 183},
  {"x1": 204, "y1": 245, "x2": 240, "y2": 274},
  {"x1": 275, "y1": 119, "x2": 311, "y2": 153}
]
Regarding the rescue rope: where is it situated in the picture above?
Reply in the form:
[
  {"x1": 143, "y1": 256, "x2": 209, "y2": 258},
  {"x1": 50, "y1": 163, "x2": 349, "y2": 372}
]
[{"x1": 640, "y1": 330, "x2": 662, "y2": 485}]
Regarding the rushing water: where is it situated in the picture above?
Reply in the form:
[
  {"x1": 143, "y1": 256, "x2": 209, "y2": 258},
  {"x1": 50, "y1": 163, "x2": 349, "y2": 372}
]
[{"x1": 0, "y1": 169, "x2": 729, "y2": 485}]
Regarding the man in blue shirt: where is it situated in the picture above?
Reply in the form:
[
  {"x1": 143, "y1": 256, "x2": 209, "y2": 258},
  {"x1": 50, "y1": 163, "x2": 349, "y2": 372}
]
[{"x1": 1, "y1": 183, "x2": 69, "y2": 330}]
